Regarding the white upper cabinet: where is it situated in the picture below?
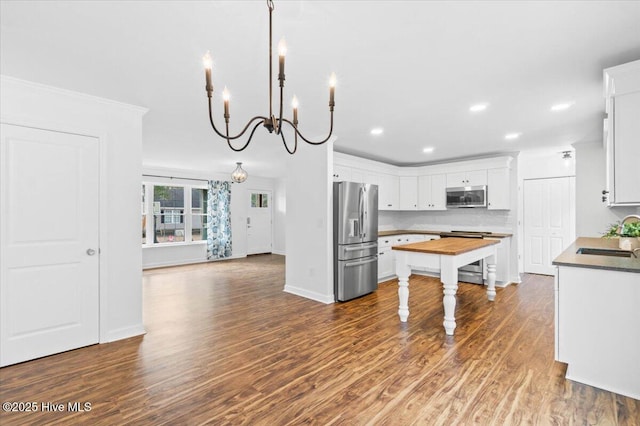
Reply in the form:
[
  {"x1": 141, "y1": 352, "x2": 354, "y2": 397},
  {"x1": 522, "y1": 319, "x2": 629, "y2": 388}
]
[
  {"x1": 333, "y1": 165, "x2": 351, "y2": 182},
  {"x1": 378, "y1": 173, "x2": 399, "y2": 210},
  {"x1": 487, "y1": 168, "x2": 510, "y2": 210},
  {"x1": 418, "y1": 174, "x2": 447, "y2": 210},
  {"x1": 446, "y1": 169, "x2": 487, "y2": 187},
  {"x1": 334, "y1": 153, "x2": 511, "y2": 211},
  {"x1": 351, "y1": 168, "x2": 379, "y2": 185},
  {"x1": 604, "y1": 60, "x2": 640, "y2": 206},
  {"x1": 399, "y1": 176, "x2": 418, "y2": 210}
]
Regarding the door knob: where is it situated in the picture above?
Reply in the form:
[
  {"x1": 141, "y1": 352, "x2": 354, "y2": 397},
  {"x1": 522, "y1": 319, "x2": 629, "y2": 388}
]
[{"x1": 86, "y1": 248, "x2": 96, "y2": 256}]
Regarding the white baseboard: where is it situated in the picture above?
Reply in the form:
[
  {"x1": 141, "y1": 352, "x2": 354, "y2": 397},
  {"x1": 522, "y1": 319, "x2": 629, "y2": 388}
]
[
  {"x1": 142, "y1": 253, "x2": 249, "y2": 270},
  {"x1": 101, "y1": 324, "x2": 146, "y2": 343},
  {"x1": 272, "y1": 249, "x2": 286, "y2": 256},
  {"x1": 283, "y1": 285, "x2": 334, "y2": 304}
]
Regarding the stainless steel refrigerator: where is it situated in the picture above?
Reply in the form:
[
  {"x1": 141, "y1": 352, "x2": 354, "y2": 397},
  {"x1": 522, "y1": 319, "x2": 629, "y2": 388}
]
[{"x1": 333, "y1": 181, "x2": 379, "y2": 302}]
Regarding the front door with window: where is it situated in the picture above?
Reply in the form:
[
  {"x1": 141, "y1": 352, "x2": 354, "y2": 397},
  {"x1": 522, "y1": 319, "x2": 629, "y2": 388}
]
[
  {"x1": 247, "y1": 190, "x2": 272, "y2": 255},
  {"x1": 0, "y1": 124, "x2": 100, "y2": 366}
]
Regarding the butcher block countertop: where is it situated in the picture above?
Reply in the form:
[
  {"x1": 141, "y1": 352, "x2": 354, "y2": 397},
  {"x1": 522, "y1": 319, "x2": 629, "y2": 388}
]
[
  {"x1": 378, "y1": 230, "x2": 512, "y2": 238},
  {"x1": 392, "y1": 237, "x2": 500, "y2": 256},
  {"x1": 552, "y1": 237, "x2": 640, "y2": 273}
]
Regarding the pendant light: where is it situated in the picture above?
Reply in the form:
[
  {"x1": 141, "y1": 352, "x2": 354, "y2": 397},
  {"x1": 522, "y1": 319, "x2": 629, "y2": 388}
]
[{"x1": 231, "y1": 162, "x2": 248, "y2": 183}]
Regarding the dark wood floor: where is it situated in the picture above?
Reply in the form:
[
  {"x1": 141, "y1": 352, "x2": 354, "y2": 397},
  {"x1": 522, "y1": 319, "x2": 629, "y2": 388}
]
[{"x1": 1, "y1": 254, "x2": 638, "y2": 425}]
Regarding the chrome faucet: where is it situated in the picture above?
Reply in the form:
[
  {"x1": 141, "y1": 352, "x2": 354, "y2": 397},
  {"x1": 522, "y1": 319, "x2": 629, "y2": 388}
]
[{"x1": 617, "y1": 215, "x2": 640, "y2": 234}]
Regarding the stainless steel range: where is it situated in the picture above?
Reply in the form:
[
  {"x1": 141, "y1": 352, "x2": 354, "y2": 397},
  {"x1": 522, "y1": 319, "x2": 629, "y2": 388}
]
[{"x1": 439, "y1": 231, "x2": 494, "y2": 284}]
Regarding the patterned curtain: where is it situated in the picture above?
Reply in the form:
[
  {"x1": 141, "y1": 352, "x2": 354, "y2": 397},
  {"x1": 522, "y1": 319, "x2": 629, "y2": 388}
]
[{"x1": 207, "y1": 180, "x2": 232, "y2": 259}]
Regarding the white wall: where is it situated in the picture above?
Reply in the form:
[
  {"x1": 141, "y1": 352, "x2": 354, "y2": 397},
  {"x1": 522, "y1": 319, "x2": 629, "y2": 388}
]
[
  {"x1": 141, "y1": 166, "x2": 283, "y2": 268},
  {"x1": 574, "y1": 141, "x2": 640, "y2": 237},
  {"x1": 1, "y1": 76, "x2": 147, "y2": 343},
  {"x1": 273, "y1": 177, "x2": 287, "y2": 255},
  {"x1": 284, "y1": 141, "x2": 334, "y2": 304}
]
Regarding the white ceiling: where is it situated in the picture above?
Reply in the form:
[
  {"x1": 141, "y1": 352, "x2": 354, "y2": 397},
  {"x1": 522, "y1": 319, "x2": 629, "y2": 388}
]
[{"x1": 2, "y1": 1, "x2": 639, "y2": 178}]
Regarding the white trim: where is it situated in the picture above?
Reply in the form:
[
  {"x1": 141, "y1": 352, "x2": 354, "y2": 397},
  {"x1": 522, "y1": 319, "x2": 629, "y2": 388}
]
[
  {"x1": 0, "y1": 75, "x2": 148, "y2": 115},
  {"x1": 284, "y1": 284, "x2": 334, "y2": 304},
  {"x1": 103, "y1": 324, "x2": 146, "y2": 343},
  {"x1": 98, "y1": 131, "x2": 110, "y2": 344}
]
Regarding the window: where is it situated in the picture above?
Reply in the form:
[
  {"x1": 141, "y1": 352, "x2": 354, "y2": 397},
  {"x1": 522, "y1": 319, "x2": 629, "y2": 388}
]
[
  {"x1": 251, "y1": 192, "x2": 269, "y2": 208},
  {"x1": 141, "y1": 184, "x2": 147, "y2": 244},
  {"x1": 153, "y1": 186, "x2": 184, "y2": 243},
  {"x1": 191, "y1": 188, "x2": 208, "y2": 241},
  {"x1": 141, "y1": 181, "x2": 208, "y2": 246}
]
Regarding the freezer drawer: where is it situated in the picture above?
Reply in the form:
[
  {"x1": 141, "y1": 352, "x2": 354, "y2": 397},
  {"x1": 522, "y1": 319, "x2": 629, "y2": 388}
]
[
  {"x1": 336, "y1": 255, "x2": 378, "y2": 301},
  {"x1": 337, "y1": 241, "x2": 378, "y2": 261}
]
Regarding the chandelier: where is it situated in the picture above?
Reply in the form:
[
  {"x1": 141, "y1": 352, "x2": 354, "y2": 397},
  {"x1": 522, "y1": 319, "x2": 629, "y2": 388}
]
[{"x1": 202, "y1": 0, "x2": 335, "y2": 154}]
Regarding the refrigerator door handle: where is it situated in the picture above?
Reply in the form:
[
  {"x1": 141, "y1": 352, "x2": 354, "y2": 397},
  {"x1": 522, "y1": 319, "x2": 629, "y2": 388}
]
[
  {"x1": 344, "y1": 243, "x2": 377, "y2": 251},
  {"x1": 362, "y1": 186, "x2": 368, "y2": 239},
  {"x1": 344, "y1": 257, "x2": 378, "y2": 268},
  {"x1": 358, "y1": 186, "x2": 365, "y2": 237}
]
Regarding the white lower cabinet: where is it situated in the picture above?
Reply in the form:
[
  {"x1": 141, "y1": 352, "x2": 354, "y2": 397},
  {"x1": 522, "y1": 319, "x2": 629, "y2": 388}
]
[
  {"x1": 377, "y1": 236, "x2": 394, "y2": 281},
  {"x1": 377, "y1": 234, "x2": 440, "y2": 281},
  {"x1": 484, "y1": 237, "x2": 510, "y2": 284},
  {"x1": 555, "y1": 266, "x2": 640, "y2": 399}
]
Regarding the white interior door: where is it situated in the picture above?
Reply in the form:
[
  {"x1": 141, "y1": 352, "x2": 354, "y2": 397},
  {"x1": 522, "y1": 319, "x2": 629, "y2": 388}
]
[
  {"x1": 247, "y1": 190, "x2": 272, "y2": 255},
  {"x1": 1, "y1": 124, "x2": 100, "y2": 366},
  {"x1": 523, "y1": 177, "x2": 575, "y2": 275}
]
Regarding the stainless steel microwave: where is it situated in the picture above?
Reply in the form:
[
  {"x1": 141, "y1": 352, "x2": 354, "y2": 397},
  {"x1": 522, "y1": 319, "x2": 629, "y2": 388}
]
[{"x1": 446, "y1": 185, "x2": 487, "y2": 208}]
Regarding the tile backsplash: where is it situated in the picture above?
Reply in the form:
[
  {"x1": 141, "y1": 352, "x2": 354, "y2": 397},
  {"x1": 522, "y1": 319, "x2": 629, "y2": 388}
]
[{"x1": 379, "y1": 209, "x2": 515, "y2": 234}]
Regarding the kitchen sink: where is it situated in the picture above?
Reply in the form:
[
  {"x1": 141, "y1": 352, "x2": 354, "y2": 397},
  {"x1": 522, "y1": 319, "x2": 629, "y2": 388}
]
[{"x1": 576, "y1": 247, "x2": 635, "y2": 258}]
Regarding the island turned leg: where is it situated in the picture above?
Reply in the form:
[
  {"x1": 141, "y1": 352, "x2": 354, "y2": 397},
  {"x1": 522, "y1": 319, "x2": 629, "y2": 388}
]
[
  {"x1": 442, "y1": 281, "x2": 458, "y2": 335},
  {"x1": 440, "y1": 257, "x2": 458, "y2": 335},
  {"x1": 396, "y1": 258, "x2": 411, "y2": 322},
  {"x1": 486, "y1": 255, "x2": 497, "y2": 301}
]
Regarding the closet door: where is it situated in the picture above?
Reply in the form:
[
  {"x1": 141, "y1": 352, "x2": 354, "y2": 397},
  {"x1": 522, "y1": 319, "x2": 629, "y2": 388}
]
[{"x1": 1, "y1": 124, "x2": 100, "y2": 366}]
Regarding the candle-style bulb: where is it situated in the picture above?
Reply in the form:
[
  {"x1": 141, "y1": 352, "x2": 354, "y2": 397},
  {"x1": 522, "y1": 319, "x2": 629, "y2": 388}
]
[
  {"x1": 278, "y1": 38, "x2": 287, "y2": 57},
  {"x1": 203, "y1": 51, "x2": 213, "y2": 70},
  {"x1": 292, "y1": 95, "x2": 299, "y2": 125},
  {"x1": 222, "y1": 86, "x2": 230, "y2": 122},
  {"x1": 329, "y1": 73, "x2": 336, "y2": 109}
]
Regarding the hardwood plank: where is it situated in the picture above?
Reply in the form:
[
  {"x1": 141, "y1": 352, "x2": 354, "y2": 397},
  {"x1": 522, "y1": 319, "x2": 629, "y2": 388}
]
[{"x1": 1, "y1": 255, "x2": 638, "y2": 425}]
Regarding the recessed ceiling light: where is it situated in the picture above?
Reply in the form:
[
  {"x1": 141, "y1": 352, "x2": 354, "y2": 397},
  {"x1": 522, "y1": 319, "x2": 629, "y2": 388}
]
[
  {"x1": 550, "y1": 102, "x2": 574, "y2": 111},
  {"x1": 504, "y1": 133, "x2": 521, "y2": 140},
  {"x1": 469, "y1": 103, "x2": 489, "y2": 112},
  {"x1": 370, "y1": 127, "x2": 384, "y2": 135},
  {"x1": 423, "y1": 147, "x2": 434, "y2": 153}
]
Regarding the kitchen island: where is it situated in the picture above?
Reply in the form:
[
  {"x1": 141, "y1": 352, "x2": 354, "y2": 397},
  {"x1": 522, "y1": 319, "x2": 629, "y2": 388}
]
[
  {"x1": 392, "y1": 237, "x2": 499, "y2": 336},
  {"x1": 552, "y1": 237, "x2": 640, "y2": 399}
]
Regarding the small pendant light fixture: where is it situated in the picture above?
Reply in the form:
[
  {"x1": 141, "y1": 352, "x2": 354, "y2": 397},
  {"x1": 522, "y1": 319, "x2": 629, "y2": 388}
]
[
  {"x1": 231, "y1": 162, "x2": 248, "y2": 183},
  {"x1": 202, "y1": 0, "x2": 336, "y2": 154}
]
